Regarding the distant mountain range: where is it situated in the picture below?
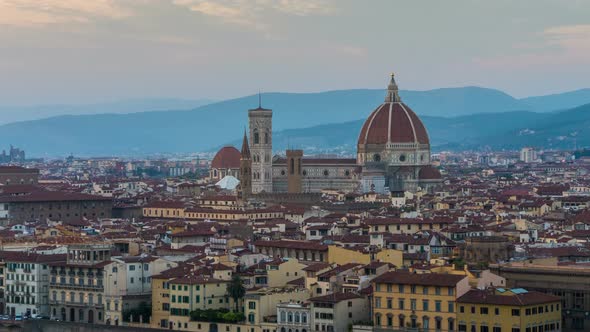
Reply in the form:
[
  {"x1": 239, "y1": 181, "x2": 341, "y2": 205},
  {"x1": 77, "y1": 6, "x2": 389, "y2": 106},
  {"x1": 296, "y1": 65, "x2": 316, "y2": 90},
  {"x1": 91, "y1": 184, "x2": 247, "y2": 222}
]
[
  {"x1": 1, "y1": 86, "x2": 589, "y2": 157},
  {"x1": 0, "y1": 98, "x2": 216, "y2": 125}
]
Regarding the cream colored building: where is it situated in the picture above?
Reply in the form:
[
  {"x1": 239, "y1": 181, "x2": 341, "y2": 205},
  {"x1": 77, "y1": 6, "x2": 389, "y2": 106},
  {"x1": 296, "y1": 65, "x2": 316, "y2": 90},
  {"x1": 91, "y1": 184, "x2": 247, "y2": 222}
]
[
  {"x1": 244, "y1": 287, "x2": 310, "y2": 325},
  {"x1": 103, "y1": 255, "x2": 177, "y2": 325}
]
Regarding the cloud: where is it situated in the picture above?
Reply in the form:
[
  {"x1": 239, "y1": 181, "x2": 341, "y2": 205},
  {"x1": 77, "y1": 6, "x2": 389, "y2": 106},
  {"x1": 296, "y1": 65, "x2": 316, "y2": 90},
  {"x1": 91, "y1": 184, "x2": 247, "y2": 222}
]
[
  {"x1": 544, "y1": 24, "x2": 590, "y2": 52},
  {"x1": 473, "y1": 24, "x2": 590, "y2": 68},
  {"x1": 173, "y1": 0, "x2": 334, "y2": 28},
  {"x1": 0, "y1": 0, "x2": 132, "y2": 27}
]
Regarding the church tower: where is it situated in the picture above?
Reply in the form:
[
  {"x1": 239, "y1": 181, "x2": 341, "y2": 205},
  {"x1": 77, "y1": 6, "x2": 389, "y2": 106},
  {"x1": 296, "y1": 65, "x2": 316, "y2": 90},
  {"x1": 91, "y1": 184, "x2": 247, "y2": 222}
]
[
  {"x1": 248, "y1": 97, "x2": 273, "y2": 193},
  {"x1": 239, "y1": 130, "x2": 252, "y2": 199},
  {"x1": 286, "y1": 149, "x2": 303, "y2": 193}
]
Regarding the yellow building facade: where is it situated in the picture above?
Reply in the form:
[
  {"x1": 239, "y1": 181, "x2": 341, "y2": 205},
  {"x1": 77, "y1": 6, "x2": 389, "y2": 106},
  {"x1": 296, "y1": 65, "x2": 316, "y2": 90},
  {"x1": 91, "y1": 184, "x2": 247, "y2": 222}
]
[
  {"x1": 456, "y1": 288, "x2": 562, "y2": 332},
  {"x1": 372, "y1": 271, "x2": 470, "y2": 332},
  {"x1": 327, "y1": 245, "x2": 403, "y2": 267}
]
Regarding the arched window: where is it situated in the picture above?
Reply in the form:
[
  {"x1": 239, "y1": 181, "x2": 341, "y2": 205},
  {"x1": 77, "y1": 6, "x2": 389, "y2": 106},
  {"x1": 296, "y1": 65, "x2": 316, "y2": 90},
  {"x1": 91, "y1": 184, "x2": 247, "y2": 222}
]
[
  {"x1": 248, "y1": 313, "x2": 255, "y2": 323},
  {"x1": 288, "y1": 312, "x2": 293, "y2": 322},
  {"x1": 280, "y1": 311, "x2": 286, "y2": 323},
  {"x1": 264, "y1": 132, "x2": 269, "y2": 144},
  {"x1": 373, "y1": 154, "x2": 381, "y2": 162},
  {"x1": 254, "y1": 129, "x2": 260, "y2": 144},
  {"x1": 295, "y1": 312, "x2": 300, "y2": 323},
  {"x1": 302, "y1": 313, "x2": 307, "y2": 323}
]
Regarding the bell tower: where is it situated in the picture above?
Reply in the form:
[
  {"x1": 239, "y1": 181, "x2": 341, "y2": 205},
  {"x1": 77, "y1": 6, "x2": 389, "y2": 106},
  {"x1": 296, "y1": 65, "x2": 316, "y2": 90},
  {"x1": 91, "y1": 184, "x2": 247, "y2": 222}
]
[{"x1": 248, "y1": 94, "x2": 273, "y2": 193}]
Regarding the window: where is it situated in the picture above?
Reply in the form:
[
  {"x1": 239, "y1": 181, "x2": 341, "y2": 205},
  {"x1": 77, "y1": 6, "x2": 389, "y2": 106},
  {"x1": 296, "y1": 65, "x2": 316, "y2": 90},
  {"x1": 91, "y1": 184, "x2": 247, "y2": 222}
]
[
  {"x1": 399, "y1": 285, "x2": 405, "y2": 293},
  {"x1": 493, "y1": 327, "x2": 501, "y2": 332},
  {"x1": 423, "y1": 300, "x2": 429, "y2": 311},
  {"x1": 411, "y1": 299, "x2": 417, "y2": 310},
  {"x1": 495, "y1": 308, "x2": 499, "y2": 315},
  {"x1": 386, "y1": 298, "x2": 392, "y2": 309},
  {"x1": 398, "y1": 299, "x2": 405, "y2": 310},
  {"x1": 248, "y1": 302, "x2": 256, "y2": 309},
  {"x1": 448, "y1": 301, "x2": 455, "y2": 313},
  {"x1": 423, "y1": 287, "x2": 429, "y2": 295},
  {"x1": 435, "y1": 300, "x2": 441, "y2": 312},
  {"x1": 511, "y1": 309, "x2": 520, "y2": 316},
  {"x1": 480, "y1": 307, "x2": 489, "y2": 315},
  {"x1": 129, "y1": 265, "x2": 135, "y2": 271},
  {"x1": 435, "y1": 287, "x2": 441, "y2": 295},
  {"x1": 375, "y1": 297, "x2": 381, "y2": 309},
  {"x1": 460, "y1": 306, "x2": 465, "y2": 313}
]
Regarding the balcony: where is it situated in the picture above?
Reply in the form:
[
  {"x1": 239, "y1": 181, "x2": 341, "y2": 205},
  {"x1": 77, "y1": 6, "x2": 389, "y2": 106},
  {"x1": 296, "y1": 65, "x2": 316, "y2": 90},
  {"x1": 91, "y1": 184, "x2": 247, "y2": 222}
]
[
  {"x1": 49, "y1": 282, "x2": 104, "y2": 291},
  {"x1": 49, "y1": 300, "x2": 104, "y2": 308}
]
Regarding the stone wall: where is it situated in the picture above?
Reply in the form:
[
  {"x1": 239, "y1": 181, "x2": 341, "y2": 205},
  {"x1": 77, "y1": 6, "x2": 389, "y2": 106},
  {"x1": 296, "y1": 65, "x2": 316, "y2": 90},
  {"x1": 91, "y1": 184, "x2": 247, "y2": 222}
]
[{"x1": 23, "y1": 320, "x2": 168, "y2": 332}]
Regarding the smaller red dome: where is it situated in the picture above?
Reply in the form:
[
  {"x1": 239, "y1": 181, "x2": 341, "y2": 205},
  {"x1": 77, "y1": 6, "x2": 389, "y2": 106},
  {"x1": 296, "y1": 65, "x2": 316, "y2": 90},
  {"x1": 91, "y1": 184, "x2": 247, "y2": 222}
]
[
  {"x1": 212, "y1": 146, "x2": 241, "y2": 169},
  {"x1": 419, "y1": 166, "x2": 442, "y2": 180}
]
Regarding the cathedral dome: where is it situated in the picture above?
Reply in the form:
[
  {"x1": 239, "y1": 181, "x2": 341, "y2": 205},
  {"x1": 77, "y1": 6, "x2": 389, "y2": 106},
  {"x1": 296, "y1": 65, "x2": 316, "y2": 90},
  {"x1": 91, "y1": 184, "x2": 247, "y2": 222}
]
[
  {"x1": 212, "y1": 146, "x2": 241, "y2": 169},
  {"x1": 358, "y1": 74, "x2": 429, "y2": 146},
  {"x1": 419, "y1": 165, "x2": 442, "y2": 180}
]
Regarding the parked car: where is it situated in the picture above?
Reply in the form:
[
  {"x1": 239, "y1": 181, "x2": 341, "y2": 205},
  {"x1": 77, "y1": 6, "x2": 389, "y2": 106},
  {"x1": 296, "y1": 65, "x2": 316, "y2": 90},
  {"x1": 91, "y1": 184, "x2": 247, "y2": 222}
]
[
  {"x1": 0, "y1": 315, "x2": 9, "y2": 320},
  {"x1": 15, "y1": 315, "x2": 23, "y2": 321}
]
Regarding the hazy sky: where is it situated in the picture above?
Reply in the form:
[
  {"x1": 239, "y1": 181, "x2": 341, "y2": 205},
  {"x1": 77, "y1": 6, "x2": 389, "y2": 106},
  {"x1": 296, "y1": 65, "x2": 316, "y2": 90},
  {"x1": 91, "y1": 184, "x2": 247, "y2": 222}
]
[{"x1": 1, "y1": 0, "x2": 589, "y2": 105}]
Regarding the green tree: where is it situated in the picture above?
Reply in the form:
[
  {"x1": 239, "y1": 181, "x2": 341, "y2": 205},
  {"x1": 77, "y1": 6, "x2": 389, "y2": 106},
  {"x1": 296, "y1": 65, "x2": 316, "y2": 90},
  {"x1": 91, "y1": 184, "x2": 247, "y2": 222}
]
[{"x1": 227, "y1": 274, "x2": 246, "y2": 312}]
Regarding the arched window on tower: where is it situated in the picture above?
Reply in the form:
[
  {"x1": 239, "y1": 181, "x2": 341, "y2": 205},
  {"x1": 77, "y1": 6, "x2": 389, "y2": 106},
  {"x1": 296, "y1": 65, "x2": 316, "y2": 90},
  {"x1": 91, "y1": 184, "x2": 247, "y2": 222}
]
[
  {"x1": 290, "y1": 158, "x2": 295, "y2": 175},
  {"x1": 264, "y1": 132, "x2": 269, "y2": 144},
  {"x1": 254, "y1": 129, "x2": 260, "y2": 144}
]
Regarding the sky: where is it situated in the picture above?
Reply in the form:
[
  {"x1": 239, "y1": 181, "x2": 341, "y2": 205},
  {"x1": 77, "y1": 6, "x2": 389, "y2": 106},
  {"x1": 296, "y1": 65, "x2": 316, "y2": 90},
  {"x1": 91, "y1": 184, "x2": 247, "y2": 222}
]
[{"x1": 0, "y1": 0, "x2": 589, "y2": 106}]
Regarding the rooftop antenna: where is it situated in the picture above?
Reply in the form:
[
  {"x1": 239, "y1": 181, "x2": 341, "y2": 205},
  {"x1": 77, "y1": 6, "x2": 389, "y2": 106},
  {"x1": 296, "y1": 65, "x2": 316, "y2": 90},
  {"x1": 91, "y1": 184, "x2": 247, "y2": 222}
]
[{"x1": 258, "y1": 89, "x2": 262, "y2": 108}]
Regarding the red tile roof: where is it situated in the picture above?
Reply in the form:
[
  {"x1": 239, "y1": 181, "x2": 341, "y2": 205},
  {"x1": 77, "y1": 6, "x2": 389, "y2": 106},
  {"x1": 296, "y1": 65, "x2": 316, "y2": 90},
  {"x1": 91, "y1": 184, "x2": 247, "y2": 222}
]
[
  {"x1": 373, "y1": 271, "x2": 467, "y2": 287},
  {"x1": 254, "y1": 240, "x2": 328, "y2": 251},
  {"x1": 457, "y1": 289, "x2": 560, "y2": 306},
  {"x1": 309, "y1": 291, "x2": 363, "y2": 303}
]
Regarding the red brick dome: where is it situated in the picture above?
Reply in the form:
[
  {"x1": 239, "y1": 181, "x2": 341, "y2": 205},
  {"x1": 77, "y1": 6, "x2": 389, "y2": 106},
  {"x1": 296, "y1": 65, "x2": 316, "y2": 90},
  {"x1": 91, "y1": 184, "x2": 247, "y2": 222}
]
[
  {"x1": 358, "y1": 74, "x2": 430, "y2": 147},
  {"x1": 211, "y1": 146, "x2": 241, "y2": 169},
  {"x1": 358, "y1": 102, "x2": 429, "y2": 146}
]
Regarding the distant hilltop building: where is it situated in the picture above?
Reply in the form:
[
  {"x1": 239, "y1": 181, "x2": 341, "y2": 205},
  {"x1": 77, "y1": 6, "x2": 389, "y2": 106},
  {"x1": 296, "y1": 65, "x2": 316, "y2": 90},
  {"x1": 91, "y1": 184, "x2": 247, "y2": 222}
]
[
  {"x1": 0, "y1": 145, "x2": 26, "y2": 163},
  {"x1": 210, "y1": 73, "x2": 442, "y2": 195}
]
